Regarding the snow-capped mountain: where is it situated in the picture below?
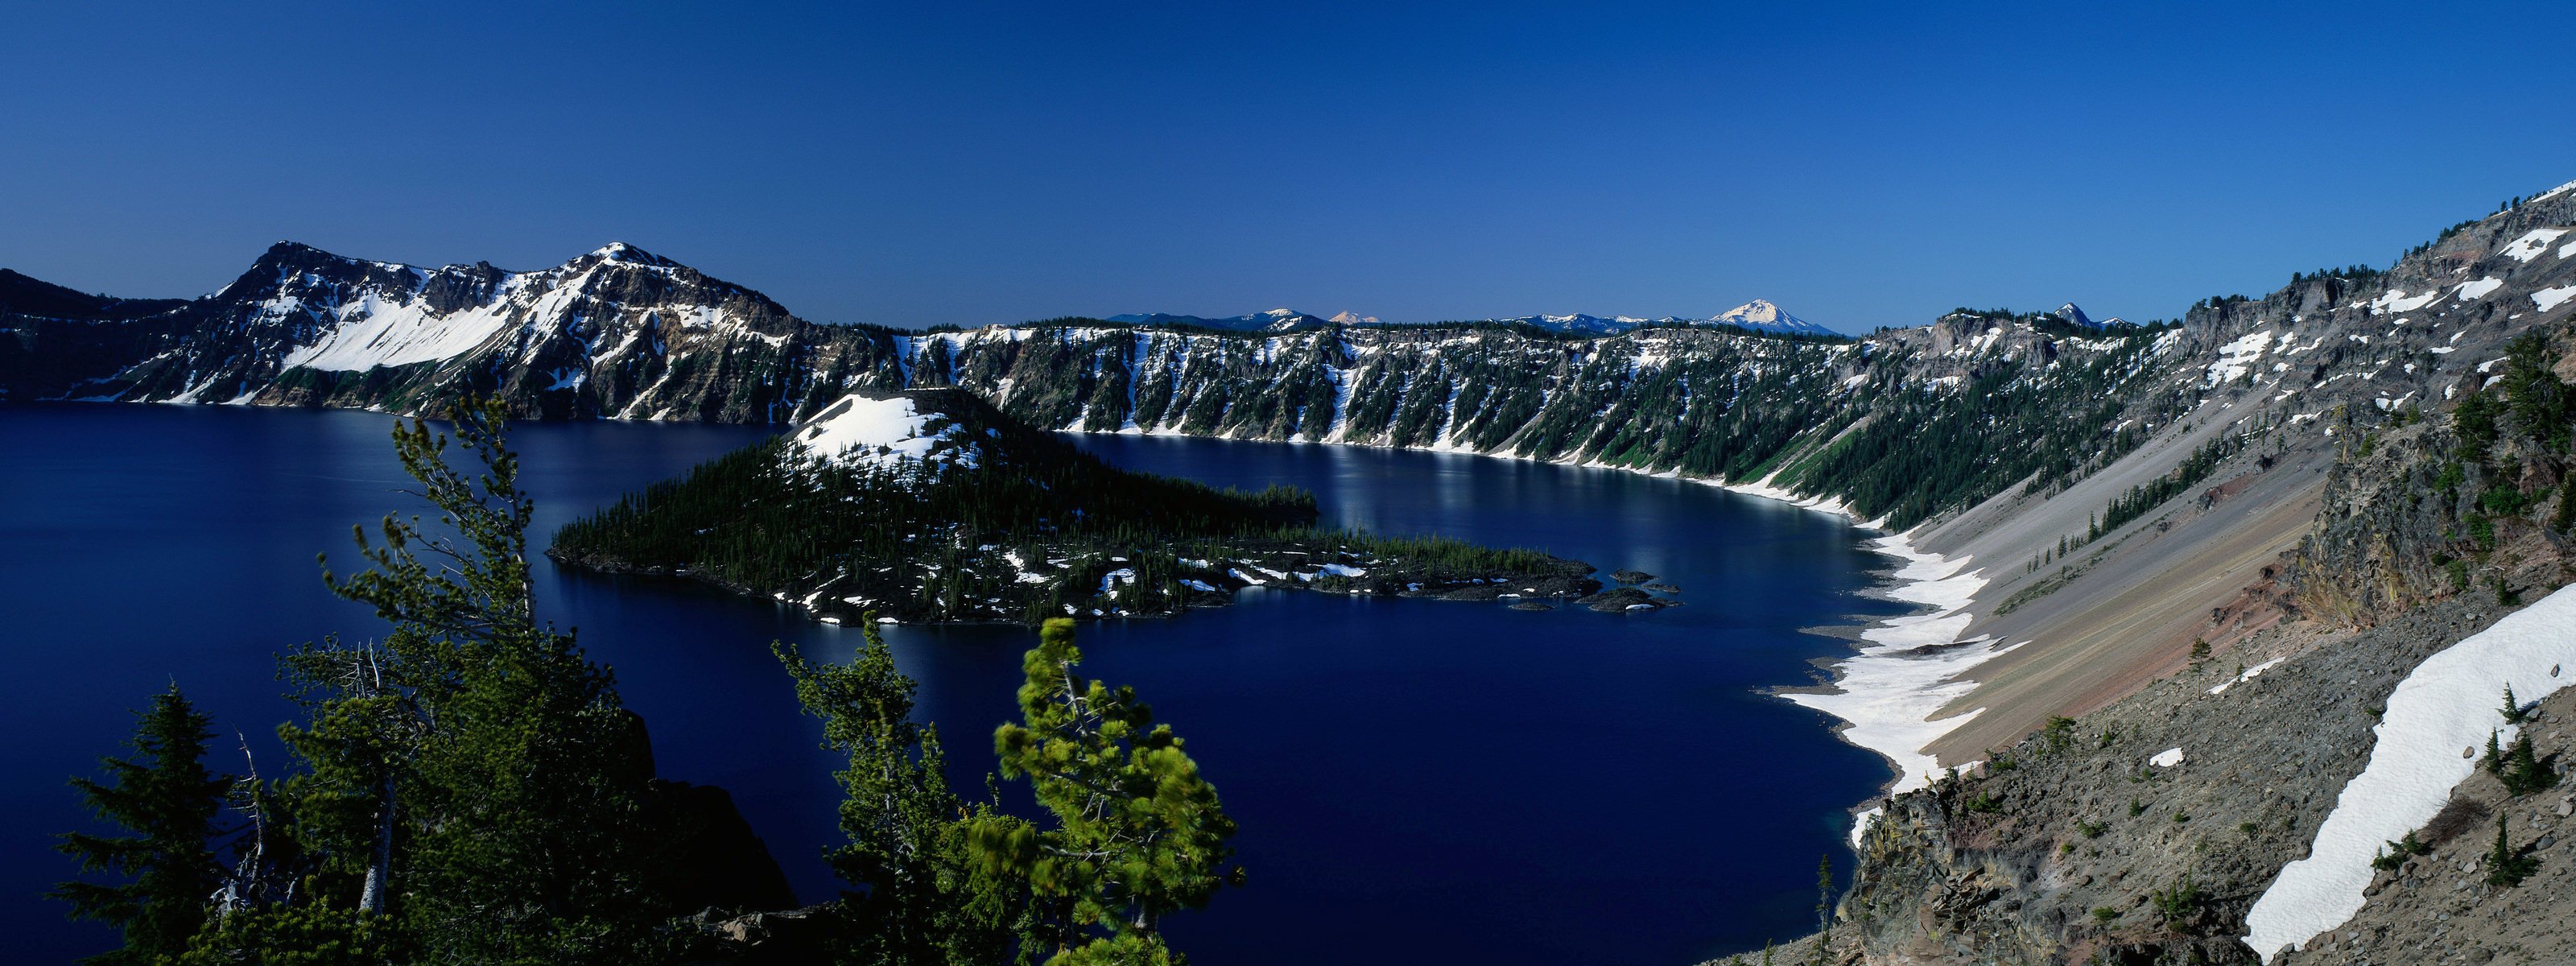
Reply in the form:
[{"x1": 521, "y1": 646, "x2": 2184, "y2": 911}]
[
  {"x1": 1703, "y1": 299, "x2": 1835, "y2": 336},
  {"x1": 7, "y1": 240, "x2": 902, "y2": 420}
]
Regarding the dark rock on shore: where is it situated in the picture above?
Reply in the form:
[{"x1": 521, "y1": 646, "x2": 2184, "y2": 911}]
[{"x1": 1576, "y1": 587, "x2": 1665, "y2": 613}]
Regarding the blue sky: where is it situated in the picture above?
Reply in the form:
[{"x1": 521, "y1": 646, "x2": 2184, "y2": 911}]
[{"x1": 4, "y1": 2, "x2": 2570, "y2": 332}]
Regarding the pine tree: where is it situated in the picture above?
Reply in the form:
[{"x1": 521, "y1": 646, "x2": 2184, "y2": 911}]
[
  {"x1": 2486, "y1": 815, "x2": 2537, "y2": 886},
  {"x1": 2500, "y1": 684, "x2": 2527, "y2": 724},
  {"x1": 1812, "y1": 852, "x2": 1833, "y2": 962},
  {"x1": 279, "y1": 398, "x2": 664, "y2": 964},
  {"x1": 52, "y1": 685, "x2": 229, "y2": 966},
  {"x1": 2500, "y1": 733, "x2": 2558, "y2": 796},
  {"x1": 972, "y1": 618, "x2": 1239, "y2": 963},
  {"x1": 777, "y1": 624, "x2": 1023, "y2": 964}
]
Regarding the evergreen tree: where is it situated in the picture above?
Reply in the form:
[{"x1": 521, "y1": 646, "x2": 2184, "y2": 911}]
[
  {"x1": 1811, "y1": 852, "x2": 1833, "y2": 962},
  {"x1": 972, "y1": 619, "x2": 1239, "y2": 964},
  {"x1": 2486, "y1": 815, "x2": 2537, "y2": 886},
  {"x1": 777, "y1": 625, "x2": 1024, "y2": 964},
  {"x1": 2500, "y1": 733, "x2": 2558, "y2": 796},
  {"x1": 259, "y1": 398, "x2": 665, "y2": 964},
  {"x1": 52, "y1": 686, "x2": 230, "y2": 966}
]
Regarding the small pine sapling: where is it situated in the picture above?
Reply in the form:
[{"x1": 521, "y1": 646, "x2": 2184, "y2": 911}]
[{"x1": 2485, "y1": 815, "x2": 2538, "y2": 887}]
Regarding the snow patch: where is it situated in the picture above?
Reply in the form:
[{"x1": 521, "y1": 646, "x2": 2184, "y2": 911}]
[
  {"x1": 2363, "y1": 290, "x2": 2442, "y2": 316},
  {"x1": 793, "y1": 394, "x2": 979, "y2": 470},
  {"x1": 2243, "y1": 585, "x2": 2576, "y2": 960},
  {"x1": 2499, "y1": 228, "x2": 2569, "y2": 263},
  {"x1": 2211, "y1": 657, "x2": 2285, "y2": 695},
  {"x1": 2207, "y1": 329, "x2": 2277, "y2": 386}
]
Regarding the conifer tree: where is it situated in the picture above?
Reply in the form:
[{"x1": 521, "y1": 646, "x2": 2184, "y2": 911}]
[
  {"x1": 2500, "y1": 733, "x2": 2558, "y2": 796},
  {"x1": 51, "y1": 686, "x2": 229, "y2": 966},
  {"x1": 2486, "y1": 815, "x2": 2537, "y2": 886},
  {"x1": 972, "y1": 618, "x2": 1239, "y2": 964},
  {"x1": 777, "y1": 624, "x2": 1024, "y2": 964},
  {"x1": 284, "y1": 398, "x2": 663, "y2": 964},
  {"x1": 1811, "y1": 852, "x2": 1833, "y2": 962}
]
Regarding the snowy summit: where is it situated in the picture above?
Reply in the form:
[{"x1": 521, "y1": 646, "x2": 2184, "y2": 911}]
[
  {"x1": 791, "y1": 393, "x2": 980, "y2": 472},
  {"x1": 1707, "y1": 299, "x2": 1835, "y2": 336}
]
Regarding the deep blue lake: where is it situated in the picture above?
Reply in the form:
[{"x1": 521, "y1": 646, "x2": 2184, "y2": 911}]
[{"x1": 0, "y1": 403, "x2": 1901, "y2": 965}]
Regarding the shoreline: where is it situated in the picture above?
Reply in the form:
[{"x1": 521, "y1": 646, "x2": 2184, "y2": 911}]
[
  {"x1": 1699, "y1": 475, "x2": 2008, "y2": 843},
  {"x1": 1077, "y1": 425, "x2": 2022, "y2": 831}
]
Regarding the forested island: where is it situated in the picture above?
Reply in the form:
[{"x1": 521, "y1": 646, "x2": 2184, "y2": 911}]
[{"x1": 548, "y1": 389, "x2": 1629, "y2": 623}]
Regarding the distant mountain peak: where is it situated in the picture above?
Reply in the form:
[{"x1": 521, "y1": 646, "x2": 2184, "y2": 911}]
[
  {"x1": 1327, "y1": 310, "x2": 1382, "y2": 326},
  {"x1": 2053, "y1": 303, "x2": 2096, "y2": 328},
  {"x1": 585, "y1": 241, "x2": 678, "y2": 268},
  {"x1": 1707, "y1": 299, "x2": 1833, "y2": 336}
]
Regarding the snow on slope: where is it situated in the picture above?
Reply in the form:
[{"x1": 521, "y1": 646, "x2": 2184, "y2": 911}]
[
  {"x1": 791, "y1": 394, "x2": 979, "y2": 470},
  {"x1": 2206, "y1": 328, "x2": 2277, "y2": 386},
  {"x1": 274, "y1": 242, "x2": 753, "y2": 374},
  {"x1": 2242, "y1": 584, "x2": 2576, "y2": 961},
  {"x1": 2500, "y1": 228, "x2": 2569, "y2": 264},
  {"x1": 280, "y1": 271, "x2": 534, "y2": 371}
]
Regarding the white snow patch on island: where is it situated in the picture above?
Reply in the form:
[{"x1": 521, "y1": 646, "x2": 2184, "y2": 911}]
[
  {"x1": 1098, "y1": 568, "x2": 1137, "y2": 595},
  {"x1": 792, "y1": 394, "x2": 979, "y2": 470},
  {"x1": 2535, "y1": 285, "x2": 2576, "y2": 314},
  {"x1": 2243, "y1": 584, "x2": 2576, "y2": 961},
  {"x1": 2499, "y1": 228, "x2": 2569, "y2": 264},
  {"x1": 2454, "y1": 277, "x2": 2504, "y2": 301},
  {"x1": 2149, "y1": 747, "x2": 2185, "y2": 768}
]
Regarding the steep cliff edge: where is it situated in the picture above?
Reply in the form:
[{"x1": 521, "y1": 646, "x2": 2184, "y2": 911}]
[{"x1": 1736, "y1": 258, "x2": 2576, "y2": 964}]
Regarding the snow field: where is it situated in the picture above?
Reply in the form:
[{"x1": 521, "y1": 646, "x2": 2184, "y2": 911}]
[
  {"x1": 793, "y1": 394, "x2": 979, "y2": 470},
  {"x1": 2243, "y1": 585, "x2": 2576, "y2": 960}
]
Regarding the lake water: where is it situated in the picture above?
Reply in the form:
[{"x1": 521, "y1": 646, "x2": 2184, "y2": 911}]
[{"x1": 0, "y1": 403, "x2": 1903, "y2": 965}]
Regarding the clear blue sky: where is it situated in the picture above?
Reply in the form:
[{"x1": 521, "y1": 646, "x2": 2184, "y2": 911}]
[{"x1": 5, "y1": 2, "x2": 2570, "y2": 332}]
